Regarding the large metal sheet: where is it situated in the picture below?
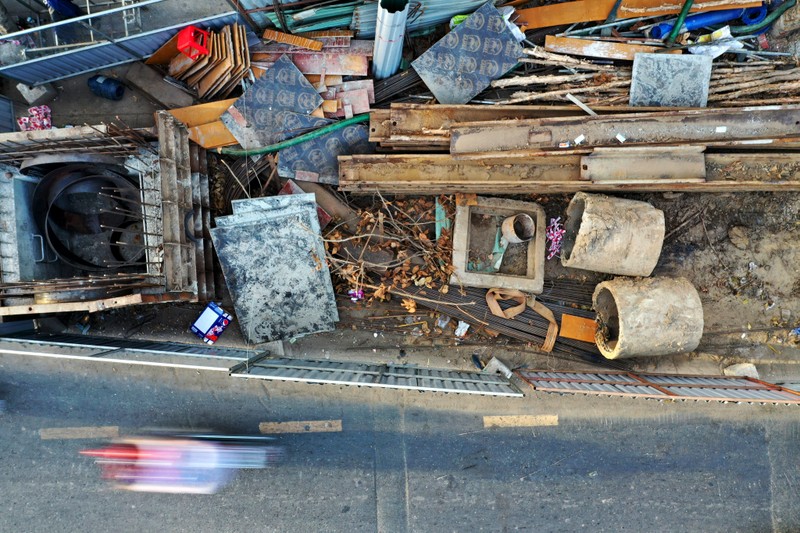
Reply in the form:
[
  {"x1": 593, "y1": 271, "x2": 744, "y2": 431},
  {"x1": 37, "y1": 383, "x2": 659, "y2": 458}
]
[
  {"x1": 516, "y1": 370, "x2": 800, "y2": 404},
  {"x1": 210, "y1": 200, "x2": 338, "y2": 344},
  {"x1": 0, "y1": 96, "x2": 15, "y2": 134},
  {"x1": 233, "y1": 357, "x2": 524, "y2": 397},
  {"x1": 411, "y1": 3, "x2": 522, "y2": 104},
  {"x1": 0, "y1": 12, "x2": 249, "y2": 87},
  {"x1": 220, "y1": 54, "x2": 327, "y2": 150},
  {"x1": 277, "y1": 123, "x2": 373, "y2": 185}
]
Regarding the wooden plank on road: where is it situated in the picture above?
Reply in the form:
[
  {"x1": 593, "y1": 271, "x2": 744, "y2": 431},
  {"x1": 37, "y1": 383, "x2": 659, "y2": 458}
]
[
  {"x1": 39, "y1": 426, "x2": 119, "y2": 440},
  {"x1": 483, "y1": 415, "x2": 559, "y2": 428},
  {"x1": 259, "y1": 420, "x2": 342, "y2": 434}
]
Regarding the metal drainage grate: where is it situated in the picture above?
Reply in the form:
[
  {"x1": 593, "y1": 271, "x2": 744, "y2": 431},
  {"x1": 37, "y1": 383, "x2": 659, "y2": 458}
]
[
  {"x1": 516, "y1": 370, "x2": 800, "y2": 404},
  {"x1": 232, "y1": 357, "x2": 523, "y2": 397},
  {"x1": 0, "y1": 331, "x2": 258, "y2": 371}
]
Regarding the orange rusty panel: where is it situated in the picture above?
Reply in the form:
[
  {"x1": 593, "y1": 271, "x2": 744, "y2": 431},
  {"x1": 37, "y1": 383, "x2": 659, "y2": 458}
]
[
  {"x1": 262, "y1": 29, "x2": 324, "y2": 51},
  {"x1": 188, "y1": 121, "x2": 237, "y2": 149},
  {"x1": 544, "y1": 35, "x2": 682, "y2": 60},
  {"x1": 167, "y1": 98, "x2": 237, "y2": 128},
  {"x1": 251, "y1": 52, "x2": 369, "y2": 76},
  {"x1": 559, "y1": 314, "x2": 598, "y2": 344},
  {"x1": 619, "y1": 0, "x2": 761, "y2": 17},
  {"x1": 517, "y1": 0, "x2": 762, "y2": 29}
]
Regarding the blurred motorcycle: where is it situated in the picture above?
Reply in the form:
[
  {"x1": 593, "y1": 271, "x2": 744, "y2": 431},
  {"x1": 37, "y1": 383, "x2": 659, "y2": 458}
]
[{"x1": 81, "y1": 432, "x2": 285, "y2": 494}]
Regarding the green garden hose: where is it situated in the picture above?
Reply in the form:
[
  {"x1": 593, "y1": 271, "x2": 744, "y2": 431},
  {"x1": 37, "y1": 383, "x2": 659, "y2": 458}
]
[
  {"x1": 730, "y1": 0, "x2": 796, "y2": 34},
  {"x1": 217, "y1": 113, "x2": 371, "y2": 157}
]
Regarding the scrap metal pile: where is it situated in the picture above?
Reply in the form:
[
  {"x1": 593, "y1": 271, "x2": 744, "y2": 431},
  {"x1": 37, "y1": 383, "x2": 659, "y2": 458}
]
[
  {"x1": 159, "y1": 0, "x2": 800, "y2": 367},
  {"x1": 6, "y1": 0, "x2": 800, "y2": 367}
]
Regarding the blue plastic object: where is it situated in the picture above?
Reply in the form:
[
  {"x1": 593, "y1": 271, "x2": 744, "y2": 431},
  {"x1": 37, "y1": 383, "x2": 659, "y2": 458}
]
[
  {"x1": 650, "y1": 6, "x2": 768, "y2": 38},
  {"x1": 87, "y1": 75, "x2": 125, "y2": 101},
  {"x1": 46, "y1": 0, "x2": 82, "y2": 18}
]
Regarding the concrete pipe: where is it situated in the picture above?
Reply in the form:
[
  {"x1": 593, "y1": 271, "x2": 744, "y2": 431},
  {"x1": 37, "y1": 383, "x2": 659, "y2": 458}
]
[
  {"x1": 592, "y1": 277, "x2": 704, "y2": 359},
  {"x1": 561, "y1": 192, "x2": 665, "y2": 276}
]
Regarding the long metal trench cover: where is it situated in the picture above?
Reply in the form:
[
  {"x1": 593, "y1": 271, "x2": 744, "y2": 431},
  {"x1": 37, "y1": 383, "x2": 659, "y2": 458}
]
[
  {"x1": 232, "y1": 357, "x2": 523, "y2": 397},
  {"x1": 0, "y1": 331, "x2": 257, "y2": 371},
  {"x1": 516, "y1": 370, "x2": 800, "y2": 404}
]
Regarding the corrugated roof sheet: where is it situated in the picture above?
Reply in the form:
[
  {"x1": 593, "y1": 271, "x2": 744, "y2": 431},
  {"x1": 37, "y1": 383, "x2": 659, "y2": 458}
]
[{"x1": 0, "y1": 12, "x2": 249, "y2": 86}]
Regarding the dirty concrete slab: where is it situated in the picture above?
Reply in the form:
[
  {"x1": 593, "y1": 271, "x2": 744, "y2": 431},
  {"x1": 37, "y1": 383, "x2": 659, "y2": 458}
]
[
  {"x1": 630, "y1": 53, "x2": 713, "y2": 107},
  {"x1": 210, "y1": 205, "x2": 338, "y2": 344}
]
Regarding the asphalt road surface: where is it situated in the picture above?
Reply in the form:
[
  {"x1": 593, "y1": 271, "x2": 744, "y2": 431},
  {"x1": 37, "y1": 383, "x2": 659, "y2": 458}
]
[{"x1": 1, "y1": 353, "x2": 798, "y2": 533}]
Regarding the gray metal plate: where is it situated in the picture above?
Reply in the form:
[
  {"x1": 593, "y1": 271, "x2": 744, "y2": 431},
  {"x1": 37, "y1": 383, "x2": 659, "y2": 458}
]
[
  {"x1": 233, "y1": 357, "x2": 524, "y2": 397},
  {"x1": 630, "y1": 53, "x2": 712, "y2": 107},
  {"x1": 210, "y1": 204, "x2": 338, "y2": 343},
  {"x1": 277, "y1": 123, "x2": 373, "y2": 185},
  {"x1": 221, "y1": 54, "x2": 327, "y2": 149}
]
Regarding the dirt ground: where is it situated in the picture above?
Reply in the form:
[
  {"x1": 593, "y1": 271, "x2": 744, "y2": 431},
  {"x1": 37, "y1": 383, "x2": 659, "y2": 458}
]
[{"x1": 80, "y1": 188, "x2": 800, "y2": 378}]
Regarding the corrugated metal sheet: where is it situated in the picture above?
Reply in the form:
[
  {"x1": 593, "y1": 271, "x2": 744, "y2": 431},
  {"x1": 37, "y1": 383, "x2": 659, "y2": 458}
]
[
  {"x1": 0, "y1": 96, "x2": 15, "y2": 133},
  {"x1": 233, "y1": 357, "x2": 523, "y2": 397},
  {"x1": 516, "y1": 369, "x2": 800, "y2": 404},
  {"x1": 236, "y1": 0, "x2": 276, "y2": 30},
  {"x1": 0, "y1": 331, "x2": 258, "y2": 371},
  {"x1": 0, "y1": 12, "x2": 250, "y2": 87}
]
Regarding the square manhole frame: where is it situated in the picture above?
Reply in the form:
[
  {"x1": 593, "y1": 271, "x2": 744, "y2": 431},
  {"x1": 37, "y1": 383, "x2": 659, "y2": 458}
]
[{"x1": 450, "y1": 196, "x2": 545, "y2": 294}]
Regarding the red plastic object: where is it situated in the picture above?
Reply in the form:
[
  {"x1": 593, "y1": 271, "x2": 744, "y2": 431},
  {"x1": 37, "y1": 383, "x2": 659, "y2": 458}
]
[{"x1": 177, "y1": 25, "x2": 209, "y2": 60}]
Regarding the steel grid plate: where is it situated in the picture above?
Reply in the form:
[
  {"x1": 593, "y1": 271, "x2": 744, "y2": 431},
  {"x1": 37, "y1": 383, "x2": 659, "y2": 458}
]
[
  {"x1": 516, "y1": 369, "x2": 800, "y2": 404},
  {"x1": 233, "y1": 357, "x2": 523, "y2": 397}
]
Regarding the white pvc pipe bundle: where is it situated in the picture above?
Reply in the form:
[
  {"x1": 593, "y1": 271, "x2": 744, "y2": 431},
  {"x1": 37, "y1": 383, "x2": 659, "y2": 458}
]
[{"x1": 372, "y1": 0, "x2": 410, "y2": 80}]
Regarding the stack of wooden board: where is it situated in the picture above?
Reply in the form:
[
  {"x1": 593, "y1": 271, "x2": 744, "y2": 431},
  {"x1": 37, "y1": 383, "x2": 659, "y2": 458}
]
[
  {"x1": 147, "y1": 24, "x2": 250, "y2": 101},
  {"x1": 252, "y1": 30, "x2": 375, "y2": 119}
]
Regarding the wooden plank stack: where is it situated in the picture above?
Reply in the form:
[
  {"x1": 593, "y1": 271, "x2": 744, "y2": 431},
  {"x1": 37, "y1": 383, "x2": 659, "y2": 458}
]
[
  {"x1": 252, "y1": 30, "x2": 375, "y2": 120},
  {"x1": 496, "y1": 47, "x2": 800, "y2": 106},
  {"x1": 165, "y1": 24, "x2": 251, "y2": 101}
]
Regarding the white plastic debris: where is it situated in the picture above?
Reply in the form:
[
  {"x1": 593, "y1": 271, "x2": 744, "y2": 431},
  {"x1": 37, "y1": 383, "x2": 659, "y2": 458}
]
[{"x1": 723, "y1": 363, "x2": 760, "y2": 379}]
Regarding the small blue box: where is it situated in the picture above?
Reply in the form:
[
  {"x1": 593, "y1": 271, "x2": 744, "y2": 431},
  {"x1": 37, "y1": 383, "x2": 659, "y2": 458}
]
[{"x1": 191, "y1": 302, "x2": 232, "y2": 345}]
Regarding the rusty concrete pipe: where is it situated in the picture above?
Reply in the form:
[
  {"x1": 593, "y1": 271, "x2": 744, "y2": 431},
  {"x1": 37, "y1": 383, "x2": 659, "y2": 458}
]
[
  {"x1": 501, "y1": 213, "x2": 535, "y2": 244},
  {"x1": 592, "y1": 277, "x2": 704, "y2": 360},
  {"x1": 561, "y1": 192, "x2": 665, "y2": 276}
]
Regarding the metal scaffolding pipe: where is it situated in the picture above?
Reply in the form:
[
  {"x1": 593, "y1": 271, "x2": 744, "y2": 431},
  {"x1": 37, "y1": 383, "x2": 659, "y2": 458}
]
[{"x1": 372, "y1": 0, "x2": 410, "y2": 80}]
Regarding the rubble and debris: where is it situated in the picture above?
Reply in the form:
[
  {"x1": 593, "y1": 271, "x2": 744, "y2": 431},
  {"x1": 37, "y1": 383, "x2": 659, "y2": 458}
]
[
  {"x1": 1, "y1": 0, "x2": 800, "y2": 375},
  {"x1": 17, "y1": 105, "x2": 52, "y2": 131},
  {"x1": 723, "y1": 362, "x2": 760, "y2": 379}
]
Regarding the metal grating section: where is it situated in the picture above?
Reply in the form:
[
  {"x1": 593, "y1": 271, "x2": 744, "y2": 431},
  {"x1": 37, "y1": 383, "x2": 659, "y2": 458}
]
[
  {"x1": 0, "y1": 96, "x2": 15, "y2": 133},
  {"x1": 516, "y1": 370, "x2": 800, "y2": 404},
  {"x1": 232, "y1": 357, "x2": 523, "y2": 397},
  {"x1": 0, "y1": 12, "x2": 248, "y2": 86},
  {"x1": 0, "y1": 331, "x2": 258, "y2": 371}
]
